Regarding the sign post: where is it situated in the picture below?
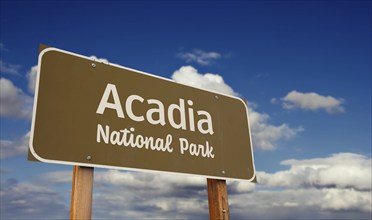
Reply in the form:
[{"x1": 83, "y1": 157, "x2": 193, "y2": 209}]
[
  {"x1": 207, "y1": 178, "x2": 230, "y2": 220},
  {"x1": 70, "y1": 166, "x2": 94, "y2": 220}
]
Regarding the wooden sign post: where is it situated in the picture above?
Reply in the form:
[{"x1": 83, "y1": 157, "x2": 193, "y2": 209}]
[
  {"x1": 207, "y1": 178, "x2": 230, "y2": 220},
  {"x1": 70, "y1": 166, "x2": 94, "y2": 220}
]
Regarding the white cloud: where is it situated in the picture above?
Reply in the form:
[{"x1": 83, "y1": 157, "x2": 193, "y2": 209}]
[
  {"x1": 321, "y1": 188, "x2": 371, "y2": 212},
  {"x1": 0, "y1": 132, "x2": 30, "y2": 159},
  {"x1": 44, "y1": 169, "x2": 206, "y2": 191},
  {"x1": 0, "y1": 78, "x2": 33, "y2": 119},
  {"x1": 228, "y1": 180, "x2": 256, "y2": 194},
  {"x1": 178, "y1": 50, "x2": 221, "y2": 66},
  {"x1": 95, "y1": 170, "x2": 206, "y2": 189},
  {"x1": 258, "y1": 153, "x2": 372, "y2": 191},
  {"x1": 26, "y1": 65, "x2": 38, "y2": 94},
  {"x1": 7, "y1": 152, "x2": 371, "y2": 219},
  {"x1": 281, "y1": 90, "x2": 345, "y2": 113},
  {"x1": 270, "y1": 97, "x2": 278, "y2": 104},
  {"x1": 43, "y1": 169, "x2": 255, "y2": 195},
  {"x1": 172, "y1": 66, "x2": 237, "y2": 96},
  {"x1": 231, "y1": 153, "x2": 372, "y2": 217},
  {"x1": 40, "y1": 171, "x2": 72, "y2": 184},
  {"x1": 172, "y1": 66, "x2": 302, "y2": 150},
  {"x1": 248, "y1": 108, "x2": 303, "y2": 150},
  {"x1": 91, "y1": 171, "x2": 253, "y2": 219},
  {"x1": 42, "y1": 170, "x2": 209, "y2": 219},
  {"x1": 230, "y1": 188, "x2": 371, "y2": 219},
  {"x1": 0, "y1": 60, "x2": 21, "y2": 75},
  {"x1": 90, "y1": 55, "x2": 109, "y2": 64},
  {"x1": 0, "y1": 178, "x2": 69, "y2": 219}
]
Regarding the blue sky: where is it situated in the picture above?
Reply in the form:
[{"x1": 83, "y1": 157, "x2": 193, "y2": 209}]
[{"x1": 1, "y1": 0, "x2": 371, "y2": 219}]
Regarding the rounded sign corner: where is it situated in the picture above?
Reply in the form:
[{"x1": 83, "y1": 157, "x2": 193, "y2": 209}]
[
  {"x1": 247, "y1": 170, "x2": 257, "y2": 183},
  {"x1": 38, "y1": 47, "x2": 59, "y2": 59},
  {"x1": 237, "y1": 97, "x2": 248, "y2": 107},
  {"x1": 29, "y1": 141, "x2": 49, "y2": 163}
]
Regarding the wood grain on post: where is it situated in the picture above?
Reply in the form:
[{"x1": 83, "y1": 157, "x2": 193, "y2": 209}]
[
  {"x1": 207, "y1": 178, "x2": 230, "y2": 220},
  {"x1": 70, "y1": 166, "x2": 94, "y2": 220}
]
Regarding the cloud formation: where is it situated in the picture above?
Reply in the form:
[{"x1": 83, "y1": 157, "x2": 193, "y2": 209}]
[
  {"x1": 0, "y1": 132, "x2": 30, "y2": 159},
  {"x1": 0, "y1": 60, "x2": 21, "y2": 75},
  {"x1": 172, "y1": 66, "x2": 302, "y2": 150},
  {"x1": 26, "y1": 65, "x2": 38, "y2": 94},
  {"x1": 248, "y1": 108, "x2": 303, "y2": 150},
  {"x1": 251, "y1": 153, "x2": 372, "y2": 215},
  {"x1": 42, "y1": 170, "x2": 209, "y2": 219},
  {"x1": 281, "y1": 90, "x2": 345, "y2": 113},
  {"x1": 89, "y1": 55, "x2": 109, "y2": 64},
  {"x1": 0, "y1": 78, "x2": 33, "y2": 119},
  {"x1": 230, "y1": 188, "x2": 370, "y2": 219},
  {"x1": 0, "y1": 178, "x2": 69, "y2": 219},
  {"x1": 178, "y1": 50, "x2": 221, "y2": 66},
  {"x1": 33, "y1": 152, "x2": 371, "y2": 219},
  {"x1": 172, "y1": 66, "x2": 237, "y2": 96},
  {"x1": 258, "y1": 153, "x2": 371, "y2": 191}
]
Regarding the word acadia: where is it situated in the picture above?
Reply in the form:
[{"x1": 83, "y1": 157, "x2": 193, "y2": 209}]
[
  {"x1": 96, "y1": 83, "x2": 214, "y2": 134},
  {"x1": 95, "y1": 83, "x2": 216, "y2": 158}
]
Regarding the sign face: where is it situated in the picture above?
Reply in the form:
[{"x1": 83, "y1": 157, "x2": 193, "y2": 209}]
[{"x1": 29, "y1": 46, "x2": 256, "y2": 181}]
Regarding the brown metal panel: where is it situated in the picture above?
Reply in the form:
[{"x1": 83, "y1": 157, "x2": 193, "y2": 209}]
[{"x1": 29, "y1": 46, "x2": 256, "y2": 181}]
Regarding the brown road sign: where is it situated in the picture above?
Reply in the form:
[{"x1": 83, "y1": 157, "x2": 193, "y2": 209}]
[{"x1": 29, "y1": 46, "x2": 256, "y2": 181}]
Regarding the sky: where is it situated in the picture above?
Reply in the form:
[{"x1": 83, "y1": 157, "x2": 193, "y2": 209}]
[{"x1": 0, "y1": 0, "x2": 371, "y2": 219}]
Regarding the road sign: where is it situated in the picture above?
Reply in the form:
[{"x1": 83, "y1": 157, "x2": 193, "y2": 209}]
[{"x1": 29, "y1": 46, "x2": 256, "y2": 181}]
